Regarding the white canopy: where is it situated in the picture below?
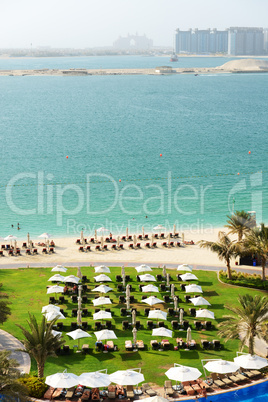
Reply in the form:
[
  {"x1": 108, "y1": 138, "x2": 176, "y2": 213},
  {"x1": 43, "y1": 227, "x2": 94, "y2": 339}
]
[
  {"x1": 94, "y1": 329, "x2": 117, "y2": 341},
  {"x1": 109, "y1": 369, "x2": 144, "y2": 386},
  {"x1": 180, "y1": 273, "x2": 198, "y2": 281},
  {"x1": 48, "y1": 274, "x2": 65, "y2": 282},
  {"x1": 79, "y1": 371, "x2": 111, "y2": 388},
  {"x1": 204, "y1": 360, "x2": 240, "y2": 374},
  {"x1": 165, "y1": 364, "x2": 202, "y2": 382},
  {"x1": 66, "y1": 328, "x2": 92, "y2": 340},
  {"x1": 42, "y1": 304, "x2": 61, "y2": 313},
  {"x1": 148, "y1": 310, "x2": 167, "y2": 320},
  {"x1": 234, "y1": 353, "x2": 268, "y2": 369},
  {"x1": 93, "y1": 297, "x2": 112, "y2": 307},
  {"x1": 93, "y1": 310, "x2": 112, "y2": 320},
  {"x1": 64, "y1": 275, "x2": 80, "y2": 284},
  {"x1": 47, "y1": 285, "x2": 64, "y2": 294},
  {"x1": 135, "y1": 264, "x2": 152, "y2": 273},
  {"x1": 4, "y1": 235, "x2": 17, "y2": 241},
  {"x1": 39, "y1": 233, "x2": 52, "y2": 239},
  {"x1": 92, "y1": 284, "x2": 113, "y2": 293},
  {"x1": 185, "y1": 284, "x2": 203, "y2": 293},
  {"x1": 142, "y1": 296, "x2": 164, "y2": 306},
  {"x1": 196, "y1": 309, "x2": 215, "y2": 319},
  {"x1": 153, "y1": 225, "x2": 166, "y2": 231},
  {"x1": 139, "y1": 274, "x2": 156, "y2": 282},
  {"x1": 189, "y1": 296, "x2": 211, "y2": 306},
  {"x1": 44, "y1": 310, "x2": 65, "y2": 321},
  {"x1": 94, "y1": 274, "x2": 112, "y2": 282},
  {"x1": 94, "y1": 265, "x2": 111, "y2": 273},
  {"x1": 142, "y1": 284, "x2": 159, "y2": 293},
  {"x1": 177, "y1": 264, "x2": 193, "y2": 272},
  {"x1": 51, "y1": 265, "x2": 67, "y2": 272},
  {"x1": 45, "y1": 370, "x2": 79, "y2": 388},
  {"x1": 152, "y1": 327, "x2": 172, "y2": 338}
]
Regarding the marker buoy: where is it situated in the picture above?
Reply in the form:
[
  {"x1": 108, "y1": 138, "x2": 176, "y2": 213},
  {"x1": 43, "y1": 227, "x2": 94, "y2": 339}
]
[
  {"x1": 160, "y1": 154, "x2": 162, "y2": 157},
  {"x1": 237, "y1": 172, "x2": 240, "y2": 175},
  {"x1": 66, "y1": 156, "x2": 69, "y2": 159},
  {"x1": 119, "y1": 179, "x2": 121, "y2": 182},
  {"x1": 248, "y1": 151, "x2": 251, "y2": 154}
]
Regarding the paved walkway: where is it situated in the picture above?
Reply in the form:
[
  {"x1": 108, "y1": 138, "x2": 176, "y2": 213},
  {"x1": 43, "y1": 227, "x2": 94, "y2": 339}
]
[{"x1": 0, "y1": 329, "x2": 31, "y2": 373}]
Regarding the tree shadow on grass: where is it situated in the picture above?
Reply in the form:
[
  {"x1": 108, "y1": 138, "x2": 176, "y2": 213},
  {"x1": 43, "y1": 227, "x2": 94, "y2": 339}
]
[
  {"x1": 203, "y1": 291, "x2": 219, "y2": 297},
  {"x1": 179, "y1": 350, "x2": 199, "y2": 360}
]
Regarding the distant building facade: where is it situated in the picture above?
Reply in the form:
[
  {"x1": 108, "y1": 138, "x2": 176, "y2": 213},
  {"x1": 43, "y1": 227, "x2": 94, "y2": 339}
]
[
  {"x1": 175, "y1": 27, "x2": 266, "y2": 55},
  {"x1": 113, "y1": 34, "x2": 153, "y2": 50}
]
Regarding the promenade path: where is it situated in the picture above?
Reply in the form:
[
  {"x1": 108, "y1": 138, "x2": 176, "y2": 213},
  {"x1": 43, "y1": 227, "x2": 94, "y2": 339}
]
[{"x1": 0, "y1": 329, "x2": 31, "y2": 373}]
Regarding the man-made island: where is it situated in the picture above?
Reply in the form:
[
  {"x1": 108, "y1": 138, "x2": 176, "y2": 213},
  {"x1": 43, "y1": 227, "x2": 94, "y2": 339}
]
[{"x1": 1, "y1": 59, "x2": 268, "y2": 76}]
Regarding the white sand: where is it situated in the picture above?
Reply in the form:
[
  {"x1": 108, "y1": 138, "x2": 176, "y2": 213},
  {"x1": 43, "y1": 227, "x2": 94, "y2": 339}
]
[
  {"x1": 216, "y1": 58, "x2": 268, "y2": 71},
  {"x1": 0, "y1": 227, "x2": 257, "y2": 270}
]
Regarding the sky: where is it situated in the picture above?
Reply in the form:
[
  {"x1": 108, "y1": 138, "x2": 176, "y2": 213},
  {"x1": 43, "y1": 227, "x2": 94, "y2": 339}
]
[{"x1": 1, "y1": 0, "x2": 268, "y2": 48}]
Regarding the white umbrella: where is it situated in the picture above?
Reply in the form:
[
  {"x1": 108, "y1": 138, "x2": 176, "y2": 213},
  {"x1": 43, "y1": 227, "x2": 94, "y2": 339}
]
[
  {"x1": 94, "y1": 265, "x2": 111, "y2": 273},
  {"x1": 95, "y1": 229, "x2": 97, "y2": 242},
  {"x1": 64, "y1": 275, "x2": 80, "y2": 284},
  {"x1": 51, "y1": 330, "x2": 62, "y2": 337},
  {"x1": 78, "y1": 296, "x2": 82, "y2": 311},
  {"x1": 180, "y1": 273, "x2": 198, "y2": 281},
  {"x1": 122, "y1": 270, "x2": 126, "y2": 288},
  {"x1": 80, "y1": 230, "x2": 84, "y2": 244},
  {"x1": 93, "y1": 297, "x2": 112, "y2": 307},
  {"x1": 121, "y1": 265, "x2": 125, "y2": 277},
  {"x1": 173, "y1": 224, "x2": 176, "y2": 236},
  {"x1": 142, "y1": 226, "x2": 145, "y2": 238},
  {"x1": 142, "y1": 296, "x2": 164, "y2": 306},
  {"x1": 152, "y1": 328, "x2": 172, "y2": 338},
  {"x1": 151, "y1": 234, "x2": 154, "y2": 247},
  {"x1": 77, "y1": 266, "x2": 82, "y2": 279},
  {"x1": 132, "y1": 310, "x2": 136, "y2": 326},
  {"x1": 189, "y1": 296, "x2": 211, "y2": 306},
  {"x1": 126, "y1": 227, "x2": 129, "y2": 238},
  {"x1": 48, "y1": 274, "x2": 65, "y2": 282},
  {"x1": 45, "y1": 370, "x2": 79, "y2": 388},
  {"x1": 196, "y1": 309, "x2": 215, "y2": 319},
  {"x1": 170, "y1": 283, "x2": 175, "y2": 298},
  {"x1": 94, "y1": 329, "x2": 117, "y2": 342},
  {"x1": 77, "y1": 309, "x2": 82, "y2": 326},
  {"x1": 66, "y1": 328, "x2": 92, "y2": 340},
  {"x1": 93, "y1": 310, "x2": 112, "y2": 320},
  {"x1": 109, "y1": 369, "x2": 144, "y2": 386},
  {"x1": 117, "y1": 236, "x2": 120, "y2": 247},
  {"x1": 79, "y1": 371, "x2": 111, "y2": 388},
  {"x1": 92, "y1": 284, "x2": 113, "y2": 293},
  {"x1": 94, "y1": 274, "x2": 112, "y2": 282},
  {"x1": 148, "y1": 310, "x2": 167, "y2": 320},
  {"x1": 139, "y1": 274, "x2": 156, "y2": 282},
  {"x1": 44, "y1": 310, "x2": 65, "y2": 321},
  {"x1": 42, "y1": 304, "x2": 61, "y2": 313},
  {"x1": 234, "y1": 354, "x2": 268, "y2": 369},
  {"x1": 27, "y1": 232, "x2": 30, "y2": 247},
  {"x1": 179, "y1": 308, "x2": 184, "y2": 325},
  {"x1": 51, "y1": 265, "x2": 67, "y2": 272},
  {"x1": 165, "y1": 364, "x2": 202, "y2": 382},
  {"x1": 174, "y1": 296, "x2": 178, "y2": 313},
  {"x1": 47, "y1": 285, "x2": 64, "y2": 294},
  {"x1": 177, "y1": 264, "x2": 193, "y2": 272},
  {"x1": 101, "y1": 237, "x2": 104, "y2": 248},
  {"x1": 153, "y1": 225, "x2": 166, "y2": 231},
  {"x1": 182, "y1": 233, "x2": 185, "y2": 242},
  {"x1": 186, "y1": 327, "x2": 192, "y2": 343},
  {"x1": 39, "y1": 233, "x2": 52, "y2": 239},
  {"x1": 135, "y1": 264, "x2": 152, "y2": 273},
  {"x1": 126, "y1": 295, "x2": 130, "y2": 310},
  {"x1": 162, "y1": 265, "x2": 166, "y2": 277},
  {"x1": 204, "y1": 360, "x2": 240, "y2": 374},
  {"x1": 185, "y1": 284, "x2": 203, "y2": 293},
  {"x1": 166, "y1": 273, "x2": 170, "y2": 286},
  {"x1": 142, "y1": 284, "x2": 159, "y2": 293},
  {"x1": 132, "y1": 327, "x2": 137, "y2": 344},
  {"x1": 97, "y1": 227, "x2": 109, "y2": 235},
  {"x1": 4, "y1": 235, "x2": 18, "y2": 241},
  {"x1": 126, "y1": 284, "x2": 131, "y2": 298},
  {"x1": 133, "y1": 235, "x2": 137, "y2": 247}
]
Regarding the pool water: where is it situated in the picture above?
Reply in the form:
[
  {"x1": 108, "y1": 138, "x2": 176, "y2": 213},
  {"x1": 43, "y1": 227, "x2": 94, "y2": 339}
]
[{"x1": 185, "y1": 380, "x2": 268, "y2": 402}]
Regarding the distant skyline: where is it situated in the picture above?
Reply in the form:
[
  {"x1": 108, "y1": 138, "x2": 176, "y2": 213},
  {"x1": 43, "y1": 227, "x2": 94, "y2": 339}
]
[{"x1": 1, "y1": 0, "x2": 267, "y2": 49}]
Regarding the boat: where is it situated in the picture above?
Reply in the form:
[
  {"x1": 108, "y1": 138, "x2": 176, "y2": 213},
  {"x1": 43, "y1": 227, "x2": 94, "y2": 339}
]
[{"x1": 170, "y1": 52, "x2": 178, "y2": 62}]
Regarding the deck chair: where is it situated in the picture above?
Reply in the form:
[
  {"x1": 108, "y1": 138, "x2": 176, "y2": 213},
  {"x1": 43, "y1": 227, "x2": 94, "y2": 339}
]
[
  {"x1": 126, "y1": 385, "x2": 135, "y2": 399},
  {"x1": 43, "y1": 386, "x2": 55, "y2": 399},
  {"x1": 107, "y1": 385, "x2": 116, "y2": 399},
  {"x1": 218, "y1": 373, "x2": 233, "y2": 386},
  {"x1": 211, "y1": 372, "x2": 226, "y2": 387},
  {"x1": 65, "y1": 387, "x2": 75, "y2": 399},
  {"x1": 164, "y1": 380, "x2": 174, "y2": 396},
  {"x1": 141, "y1": 383, "x2": 157, "y2": 396}
]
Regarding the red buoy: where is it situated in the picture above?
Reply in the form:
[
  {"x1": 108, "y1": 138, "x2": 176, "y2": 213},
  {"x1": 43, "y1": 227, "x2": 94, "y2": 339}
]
[
  {"x1": 248, "y1": 151, "x2": 251, "y2": 154},
  {"x1": 119, "y1": 179, "x2": 121, "y2": 182},
  {"x1": 237, "y1": 172, "x2": 240, "y2": 175},
  {"x1": 160, "y1": 153, "x2": 162, "y2": 157},
  {"x1": 66, "y1": 156, "x2": 69, "y2": 159}
]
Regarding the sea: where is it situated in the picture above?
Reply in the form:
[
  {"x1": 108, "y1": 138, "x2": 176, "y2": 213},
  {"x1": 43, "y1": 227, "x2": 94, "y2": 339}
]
[{"x1": 0, "y1": 55, "x2": 267, "y2": 239}]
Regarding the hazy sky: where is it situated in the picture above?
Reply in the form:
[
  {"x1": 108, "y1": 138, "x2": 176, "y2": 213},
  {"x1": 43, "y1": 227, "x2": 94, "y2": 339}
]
[{"x1": 1, "y1": 0, "x2": 267, "y2": 48}]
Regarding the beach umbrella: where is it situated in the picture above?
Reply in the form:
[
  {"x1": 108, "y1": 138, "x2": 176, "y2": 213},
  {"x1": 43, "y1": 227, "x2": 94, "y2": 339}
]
[
  {"x1": 77, "y1": 266, "x2": 82, "y2": 279},
  {"x1": 179, "y1": 308, "x2": 184, "y2": 325},
  {"x1": 101, "y1": 236, "x2": 104, "y2": 248},
  {"x1": 204, "y1": 360, "x2": 240, "y2": 374},
  {"x1": 142, "y1": 226, "x2": 145, "y2": 238},
  {"x1": 80, "y1": 230, "x2": 85, "y2": 245},
  {"x1": 42, "y1": 304, "x2": 61, "y2": 314},
  {"x1": 79, "y1": 371, "x2": 111, "y2": 388},
  {"x1": 92, "y1": 284, "x2": 113, "y2": 294},
  {"x1": 132, "y1": 327, "x2": 137, "y2": 344},
  {"x1": 186, "y1": 327, "x2": 192, "y2": 343},
  {"x1": 30, "y1": 240, "x2": 34, "y2": 253},
  {"x1": 151, "y1": 234, "x2": 154, "y2": 247},
  {"x1": 126, "y1": 284, "x2": 131, "y2": 298},
  {"x1": 45, "y1": 370, "x2": 79, "y2": 388},
  {"x1": 47, "y1": 285, "x2": 64, "y2": 295},
  {"x1": 78, "y1": 296, "x2": 82, "y2": 311},
  {"x1": 234, "y1": 354, "x2": 268, "y2": 369},
  {"x1": 46, "y1": 239, "x2": 50, "y2": 252},
  {"x1": 48, "y1": 274, "x2": 65, "y2": 282},
  {"x1": 64, "y1": 275, "x2": 80, "y2": 284},
  {"x1": 126, "y1": 295, "x2": 130, "y2": 310},
  {"x1": 51, "y1": 329, "x2": 62, "y2": 337},
  {"x1": 185, "y1": 284, "x2": 203, "y2": 293},
  {"x1": 135, "y1": 264, "x2": 152, "y2": 273},
  {"x1": 121, "y1": 265, "x2": 125, "y2": 277},
  {"x1": 122, "y1": 272, "x2": 126, "y2": 288},
  {"x1": 66, "y1": 328, "x2": 92, "y2": 349},
  {"x1": 93, "y1": 310, "x2": 112, "y2": 320},
  {"x1": 152, "y1": 327, "x2": 172, "y2": 338},
  {"x1": 180, "y1": 273, "x2": 198, "y2": 281},
  {"x1": 177, "y1": 264, "x2": 193, "y2": 272},
  {"x1": 170, "y1": 283, "x2": 175, "y2": 298},
  {"x1": 44, "y1": 310, "x2": 65, "y2": 321},
  {"x1": 95, "y1": 229, "x2": 97, "y2": 242},
  {"x1": 142, "y1": 296, "x2": 164, "y2": 306},
  {"x1": 142, "y1": 284, "x2": 159, "y2": 293},
  {"x1": 126, "y1": 227, "x2": 129, "y2": 238},
  {"x1": 166, "y1": 273, "x2": 170, "y2": 286},
  {"x1": 109, "y1": 369, "x2": 144, "y2": 386},
  {"x1": 148, "y1": 310, "x2": 167, "y2": 321},
  {"x1": 51, "y1": 265, "x2": 67, "y2": 272},
  {"x1": 165, "y1": 364, "x2": 201, "y2": 382},
  {"x1": 94, "y1": 274, "x2": 112, "y2": 282},
  {"x1": 189, "y1": 296, "x2": 211, "y2": 306},
  {"x1": 167, "y1": 234, "x2": 170, "y2": 245},
  {"x1": 196, "y1": 309, "x2": 215, "y2": 319},
  {"x1": 162, "y1": 265, "x2": 166, "y2": 278},
  {"x1": 77, "y1": 309, "x2": 82, "y2": 327},
  {"x1": 117, "y1": 236, "x2": 120, "y2": 247},
  {"x1": 133, "y1": 235, "x2": 137, "y2": 247},
  {"x1": 94, "y1": 329, "x2": 117, "y2": 342},
  {"x1": 14, "y1": 240, "x2": 17, "y2": 251},
  {"x1": 174, "y1": 296, "x2": 178, "y2": 313},
  {"x1": 173, "y1": 224, "x2": 176, "y2": 236},
  {"x1": 27, "y1": 232, "x2": 30, "y2": 247},
  {"x1": 39, "y1": 233, "x2": 51, "y2": 239},
  {"x1": 4, "y1": 234, "x2": 17, "y2": 241},
  {"x1": 97, "y1": 227, "x2": 109, "y2": 235},
  {"x1": 93, "y1": 297, "x2": 112, "y2": 307},
  {"x1": 132, "y1": 309, "x2": 136, "y2": 326},
  {"x1": 139, "y1": 274, "x2": 156, "y2": 282},
  {"x1": 181, "y1": 233, "x2": 185, "y2": 242},
  {"x1": 94, "y1": 265, "x2": 111, "y2": 273},
  {"x1": 154, "y1": 225, "x2": 166, "y2": 239}
]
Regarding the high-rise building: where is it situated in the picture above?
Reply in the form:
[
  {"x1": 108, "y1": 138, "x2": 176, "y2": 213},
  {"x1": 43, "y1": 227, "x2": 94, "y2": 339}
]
[{"x1": 228, "y1": 27, "x2": 264, "y2": 55}]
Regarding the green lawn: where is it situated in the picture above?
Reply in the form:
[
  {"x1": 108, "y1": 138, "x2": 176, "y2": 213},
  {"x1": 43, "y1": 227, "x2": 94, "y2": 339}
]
[{"x1": 0, "y1": 266, "x2": 266, "y2": 386}]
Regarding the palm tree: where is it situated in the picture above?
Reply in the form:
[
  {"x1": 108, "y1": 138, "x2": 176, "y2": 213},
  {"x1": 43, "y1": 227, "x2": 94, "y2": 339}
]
[
  {"x1": 225, "y1": 210, "x2": 253, "y2": 241},
  {"x1": 0, "y1": 283, "x2": 11, "y2": 324},
  {"x1": 242, "y1": 223, "x2": 268, "y2": 281},
  {"x1": 218, "y1": 294, "x2": 268, "y2": 355},
  {"x1": 0, "y1": 350, "x2": 28, "y2": 401},
  {"x1": 17, "y1": 313, "x2": 65, "y2": 378},
  {"x1": 198, "y1": 231, "x2": 239, "y2": 279}
]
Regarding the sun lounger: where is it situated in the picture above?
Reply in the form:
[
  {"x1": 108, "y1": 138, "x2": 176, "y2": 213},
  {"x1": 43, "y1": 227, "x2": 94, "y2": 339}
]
[
  {"x1": 81, "y1": 389, "x2": 91, "y2": 401},
  {"x1": 228, "y1": 373, "x2": 243, "y2": 383},
  {"x1": 145, "y1": 242, "x2": 150, "y2": 248},
  {"x1": 164, "y1": 380, "x2": 174, "y2": 396},
  {"x1": 218, "y1": 373, "x2": 233, "y2": 386},
  {"x1": 108, "y1": 385, "x2": 116, "y2": 399},
  {"x1": 65, "y1": 387, "x2": 75, "y2": 399},
  {"x1": 52, "y1": 388, "x2": 63, "y2": 399},
  {"x1": 126, "y1": 385, "x2": 135, "y2": 399},
  {"x1": 107, "y1": 340, "x2": 114, "y2": 351},
  {"x1": 91, "y1": 388, "x2": 100, "y2": 400},
  {"x1": 211, "y1": 372, "x2": 226, "y2": 387},
  {"x1": 125, "y1": 340, "x2": 133, "y2": 351},
  {"x1": 136, "y1": 340, "x2": 145, "y2": 349},
  {"x1": 116, "y1": 385, "x2": 124, "y2": 397},
  {"x1": 161, "y1": 339, "x2": 170, "y2": 350},
  {"x1": 43, "y1": 386, "x2": 55, "y2": 399},
  {"x1": 141, "y1": 383, "x2": 157, "y2": 396}
]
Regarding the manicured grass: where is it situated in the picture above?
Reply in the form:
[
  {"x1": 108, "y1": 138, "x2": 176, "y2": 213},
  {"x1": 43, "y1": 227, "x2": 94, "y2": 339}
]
[{"x1": 0, "y1": 266, "x2": 266, "y2": 386}]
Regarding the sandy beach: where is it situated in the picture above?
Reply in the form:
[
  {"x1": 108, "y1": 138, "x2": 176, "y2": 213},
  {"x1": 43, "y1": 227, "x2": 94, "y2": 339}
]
[{"x1": 0, "y1": 227, "x2": 264, "y2": 275}]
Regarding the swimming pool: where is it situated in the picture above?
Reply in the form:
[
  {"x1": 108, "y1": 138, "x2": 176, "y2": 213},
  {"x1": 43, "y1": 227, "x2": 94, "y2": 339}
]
[{"x1": 185, "y1": 380, "x2": 268, "y2": 402}]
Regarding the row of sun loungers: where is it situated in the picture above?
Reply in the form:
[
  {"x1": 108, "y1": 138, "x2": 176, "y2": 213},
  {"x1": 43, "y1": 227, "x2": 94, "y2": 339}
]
[
  {"x1": 76, "y1": 233, "x2": 180, "y2": 244},
  {"x1": 78, "y1": 241, "x2": 182, "y2": 252}
]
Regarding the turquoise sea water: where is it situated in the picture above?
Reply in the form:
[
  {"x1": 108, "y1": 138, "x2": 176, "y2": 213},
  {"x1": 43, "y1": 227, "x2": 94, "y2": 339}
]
[{"x1": 0, "y1": 56, "x2": 267, "y2": 239}]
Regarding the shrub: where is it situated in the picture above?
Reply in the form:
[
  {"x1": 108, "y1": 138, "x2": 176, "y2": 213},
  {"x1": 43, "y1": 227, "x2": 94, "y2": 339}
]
[
  {"x1": 18, "y1": 375, "x2": 47, "y2": 398},
  {"x1": 219, "y1": 271, "x2": 268, "y2": 290}
]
